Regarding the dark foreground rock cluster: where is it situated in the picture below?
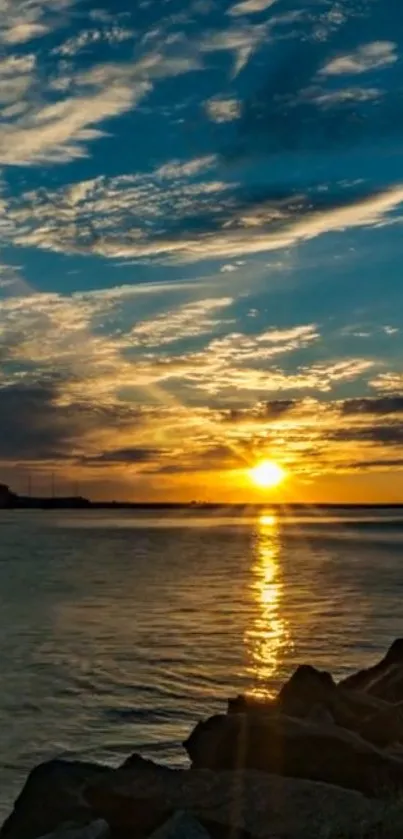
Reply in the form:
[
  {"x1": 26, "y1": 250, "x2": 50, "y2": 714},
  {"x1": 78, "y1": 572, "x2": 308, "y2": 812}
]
[{"x1": 5, "y1": 642, "x2": 403, "y2": 839}]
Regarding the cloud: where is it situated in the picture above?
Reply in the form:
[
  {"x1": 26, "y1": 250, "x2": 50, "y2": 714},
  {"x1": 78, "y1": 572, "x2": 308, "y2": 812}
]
[
  {"x1": 322, "y1": 42, "x2": 398, "y2": 76},
  {"x1": 0, "y1": 31, "x2": 203, "y2": 166},
  {"x1": 3, "y1": 22, "x2": 49, "y2": 44},
  {"x1": 0, "y1": 0, "x2": 76, "y2": 46},
  {"x1": 224, "y1": 1, "x2": 403, "y2": 164},
  {"x1": 0, "y1": 380, "x2": 137, "y2": 461},
  {"x1": 200, "y1": 23, "x2": 267, "y2": 76},
  {"x1": 155, "y1": 155, "x2": 218, "y2": 180},
  {"x1": 0, "y1": 61, "x2": 151, "y2": 165},
  {"x1": 220, "y1": 399, "x2": 298, "y2": 423},
  {"x1": 187, "y1": 357, "x2": 374, "y2": 398},
  {"x1": 7, "y1": 172, "x2": 403, "y2": 264},
  {"x1": 53, "y1": 25, "x2": 135, "y2": 56},
  {"x1": 331, "y1": 424, "x2": 403, "y2": 446},
  {"x1": 341, "y1": 396, "x2": 403, "y2": 416},
  {"x1": 229, "y1": 0, "x2": 277, "y2": 16},
  {"x1": 348, "y1": 459, "x2": 403, "y2": 471},
  {"x1": 0, "y1": 282, "x2": 396, "y2": 486},
  {"x1": 129, "y1": 297, "x2": 234, "y2": 347},
  {"x1": 81, "y1": 447, "x2": 163, "y2": 466},
  {"x1": 371, "y1": 373, "x2": 403, "y2": 393},
  {"x1": 204, "y1": 97, "x2": 241, "y2": 122}
]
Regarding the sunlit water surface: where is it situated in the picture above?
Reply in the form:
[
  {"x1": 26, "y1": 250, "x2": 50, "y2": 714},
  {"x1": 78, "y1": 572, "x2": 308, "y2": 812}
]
[{"x1": 1, "y1": 507, "x2": 403, "y2": 817}]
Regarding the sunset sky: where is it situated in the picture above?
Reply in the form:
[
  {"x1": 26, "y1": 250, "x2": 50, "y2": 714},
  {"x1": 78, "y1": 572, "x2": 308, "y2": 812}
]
[{"x1": 1, "y1": 0, "x2": 403, "y2": 502}]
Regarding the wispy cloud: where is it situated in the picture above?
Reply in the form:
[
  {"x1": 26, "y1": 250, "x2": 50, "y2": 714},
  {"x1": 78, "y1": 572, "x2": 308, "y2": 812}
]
[
  {"x1": 0, "y1": 32, "x2": 202, "y2": 166},
  {"x1": 322, "y1": 41, "x2": 398, "y2": 76},
  {"x1": 129, "y1": 297, "x2": 234, "y2": 347},
  {"x1": 0, "y1": 0, "x2": 76, "y2": 46},
  {"x1": 228, "y1": 0, "x2": 277, "y2": 17},
  {"x1": 371, "y1": 372, "x2": 403, "y2": 393},
  {"x1": 155, "y1": 155, "x2": 218, "y2": 180},
  {"x1": 201, "y1": 22, "x2": 267, "y2": 76}
]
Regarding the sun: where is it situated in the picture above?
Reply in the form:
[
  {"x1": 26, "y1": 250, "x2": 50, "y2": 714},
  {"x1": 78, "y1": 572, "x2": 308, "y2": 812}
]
[{"x1": 248, "y1": 460, "x2": 286, "y2": 489}]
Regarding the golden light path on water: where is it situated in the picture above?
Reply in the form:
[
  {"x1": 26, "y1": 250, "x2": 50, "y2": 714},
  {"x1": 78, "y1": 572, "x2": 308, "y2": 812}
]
[{"x1": 244, "y1": 512, "x2": 292, "y2": 697}]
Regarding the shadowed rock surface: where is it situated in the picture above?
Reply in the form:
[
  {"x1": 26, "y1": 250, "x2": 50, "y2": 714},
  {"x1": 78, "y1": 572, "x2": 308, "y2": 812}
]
[
  {"x1": 82, "y1": 759, "x2": 391, "y2": 839},
  {"x1": 184, "y1": 712, "x2": 403, "y2": 796},
  {"x1": 0, "y1": 761, "x2": 110, "y2": 839},
  {"x1": 359, "y1": 703, "x2": 403, "y2": 747},
  {"x1": 38, "y1": 821, "x2": 109, "y2": 839}
]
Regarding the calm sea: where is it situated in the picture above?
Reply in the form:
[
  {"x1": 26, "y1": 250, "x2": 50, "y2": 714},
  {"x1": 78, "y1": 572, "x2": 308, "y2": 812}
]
[{"x1": 1, "y1": 507, "x2": 403, "y2": 816}]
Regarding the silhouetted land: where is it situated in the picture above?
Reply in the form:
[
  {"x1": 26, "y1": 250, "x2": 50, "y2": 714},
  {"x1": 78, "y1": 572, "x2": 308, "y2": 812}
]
[{"x1": 0, "y1": 484, "x2": 403, "y2": 511}]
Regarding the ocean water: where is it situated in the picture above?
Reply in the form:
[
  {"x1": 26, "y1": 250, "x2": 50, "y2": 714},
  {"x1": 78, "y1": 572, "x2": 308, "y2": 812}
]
[{"x1": 1, "y1": 507, "x2": 403, "y2": 817}]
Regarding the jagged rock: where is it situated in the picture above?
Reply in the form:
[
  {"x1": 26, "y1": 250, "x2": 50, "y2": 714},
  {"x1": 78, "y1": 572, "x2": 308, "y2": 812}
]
[
  {"x1": 277, "y1": 665, "x2": 360, "y2": 729},
  {"x1": 341, "y1": 640, "x2": 403, "y2": 695},
  {"x1": 0, "y1": 761, "x2": 111, "y2": 839},
  {"x1": 184, "y1": 712, "x2": 403, "y2": 796},
  {"x1": 38, "y1": 821, "x2": 109, "y2": 839},
  {"x1": 227, "y1": 672, "x2": 389, "y2": 735},
  {"x1": 358, "y1": 703, "x2": 403, "y2": 747}
]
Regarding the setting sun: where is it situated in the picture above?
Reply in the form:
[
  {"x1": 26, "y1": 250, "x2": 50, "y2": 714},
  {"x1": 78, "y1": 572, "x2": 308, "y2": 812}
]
[{"x1": 249, "y1": 461, "x2": 286, "y2": 489}]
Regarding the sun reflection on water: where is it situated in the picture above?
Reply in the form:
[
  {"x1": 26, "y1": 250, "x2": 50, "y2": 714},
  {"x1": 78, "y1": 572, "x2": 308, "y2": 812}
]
[{"x1": 244, "y1": 511, "x2": 291, "y2": 697}]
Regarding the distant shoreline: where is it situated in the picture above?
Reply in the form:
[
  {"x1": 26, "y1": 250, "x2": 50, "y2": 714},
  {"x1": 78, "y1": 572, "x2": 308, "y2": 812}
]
[{"x1": 3, "y1": 499, "x2": 403, "y2": 510}]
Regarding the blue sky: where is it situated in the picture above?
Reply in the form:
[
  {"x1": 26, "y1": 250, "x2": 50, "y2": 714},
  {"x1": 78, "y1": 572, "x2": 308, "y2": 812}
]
[{"x1": 1, "y1": 0, "x2": 403, "y2": 501}]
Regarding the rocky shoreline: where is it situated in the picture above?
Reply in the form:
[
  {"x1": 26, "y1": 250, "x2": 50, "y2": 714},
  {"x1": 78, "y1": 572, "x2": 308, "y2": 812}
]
[{"x1": 4, "y1": 642, "x2": 403, "y2": 839}]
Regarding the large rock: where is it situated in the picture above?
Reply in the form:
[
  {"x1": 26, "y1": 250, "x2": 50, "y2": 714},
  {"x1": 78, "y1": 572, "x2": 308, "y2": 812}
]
[
  {"x1": 228, "y1": 667, "x2": 375, "y2": 734},
  {"x1": 79, "y1": 757, "x2": 397, "y2": 839},
  {"x1": 341, "y1": 639, "x2": 403, "y2": 697},
  {"x1": 277, "y1": 665, "x2": 360, "y2": 729},
  {"x1": 7, "y1": 752, "x2": 403, "y2": 839},
  {"x1": 0, "y1": 761, "x2": 110, "y2": 839},
  {"x1": 184, "y1": 712, "x2": 403, "y2": 796}
]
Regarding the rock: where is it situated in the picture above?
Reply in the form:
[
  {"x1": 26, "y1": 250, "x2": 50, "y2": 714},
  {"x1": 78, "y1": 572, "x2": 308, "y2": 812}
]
[
  {"x1": 184, "y1": 712, "x2": 403, "y2": 796},
  {"x1": 0, "y1": 761, "x2": 111, "y2": 839},
  {"x1": 147, "y1": 813, "x2": 210, "y2": 839},
  {"x1": 359, "y1": 703, "x2": 403, "y2": 748},
  {"x1": 227, "y1": 696, "x2": 277, "y2": 716},
  {"x1": 305, "y1": 703, "x2": 335, "y2": 725},
  {"x1": 277, "y1": 665, "x2": 359, "y2": 730},
  {"x1": 84, "y1": 787, "x2": 172, "y2": 839},
  {"x1": 338, "y1": 688, "x2": 390, "y2": 718},
  {"x1": 38, "y1": 821, "x2": 109, "y2": 839},
  {"x1": 340, "y1": 639, "x2": 403, "y2": 695},
  {"x1": 78, "y1": 758, "x2": 394, "y2": 839},
  {"x1": 227, "y1": 671, "x2": 390, "y2": 735},
  {"x1": 278, "y1": 665, "x2": 335, "y2": 705}
]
